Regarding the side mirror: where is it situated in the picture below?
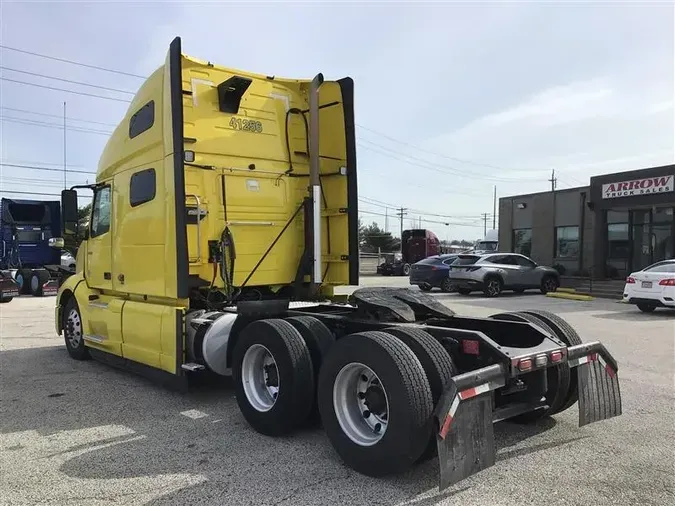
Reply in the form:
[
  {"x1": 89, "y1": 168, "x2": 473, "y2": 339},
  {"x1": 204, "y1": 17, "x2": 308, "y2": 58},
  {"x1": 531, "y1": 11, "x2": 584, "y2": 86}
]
[
  {"x1": 49, "y1": 237, "x2": 65, "y2": 249},
  {"x1": 61, "y1": 189, "x2": 79, "y2": 236}
]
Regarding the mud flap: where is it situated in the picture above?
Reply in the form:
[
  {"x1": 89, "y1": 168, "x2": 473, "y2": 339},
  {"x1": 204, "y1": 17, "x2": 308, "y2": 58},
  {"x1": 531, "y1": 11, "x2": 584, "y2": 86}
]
[
  {"x1": 434, "y1": 364, "x2": 505, "y2": 491},
  {"x1": 570, "y1": 348, "x2": 622, "y2": 427}
]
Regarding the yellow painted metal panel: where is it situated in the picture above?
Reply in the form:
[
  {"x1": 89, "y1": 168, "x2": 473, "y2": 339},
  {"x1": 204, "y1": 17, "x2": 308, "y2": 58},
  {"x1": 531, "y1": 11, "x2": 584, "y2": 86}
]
[{"x1": 121, "y1": 301, "x2": 174, "y2": 369}]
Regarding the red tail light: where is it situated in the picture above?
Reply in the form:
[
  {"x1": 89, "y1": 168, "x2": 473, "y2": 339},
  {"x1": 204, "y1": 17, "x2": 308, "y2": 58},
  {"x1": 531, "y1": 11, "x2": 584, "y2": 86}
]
[
  {"x1": 518, "y1": 358, "x2": 533, "y2": 372},
  {"x1": 626, "y1": 276, "x2": 636, "y2": 284},
  {"x1": 550, "y1": 351, "x2": 563, "y2": 363},
  {"x1": 659, "y1": 278, "x2": 675, "y2": 286}
]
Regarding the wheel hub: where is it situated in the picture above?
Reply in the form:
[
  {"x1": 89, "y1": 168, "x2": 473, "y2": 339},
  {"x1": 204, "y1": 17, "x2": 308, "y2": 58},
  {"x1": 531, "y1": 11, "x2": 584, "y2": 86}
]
[
  {"x1": 65, "y1": 308, "x2": 82, "y2": 348},
  {"x1": 241, "y1": 344, "x2": 279, "y2": 412},
  {"x1": 333, "y1": 363, "x2": 389, "y2": 446}
]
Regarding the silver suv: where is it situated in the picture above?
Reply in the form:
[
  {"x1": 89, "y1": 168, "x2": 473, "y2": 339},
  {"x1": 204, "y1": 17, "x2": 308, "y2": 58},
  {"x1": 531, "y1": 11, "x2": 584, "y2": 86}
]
[{"x1": 448, "y1": 253, "x2": 560, "y2": 297}]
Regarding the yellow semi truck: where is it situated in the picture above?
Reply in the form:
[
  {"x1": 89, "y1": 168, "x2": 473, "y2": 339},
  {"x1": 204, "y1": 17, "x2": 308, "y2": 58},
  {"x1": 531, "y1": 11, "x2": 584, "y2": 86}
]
[{"x1": 53, "y1": 37, "x2": 622, "y2": 490}]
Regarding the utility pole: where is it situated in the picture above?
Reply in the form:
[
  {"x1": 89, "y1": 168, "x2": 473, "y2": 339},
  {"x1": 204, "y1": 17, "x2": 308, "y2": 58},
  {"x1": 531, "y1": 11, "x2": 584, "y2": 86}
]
[
  {"x1": 550, "y1": 169, "x2": 558, "y2": 261},
  {"x1": 384, "y1": 207, "x2": 388, "y2": 233},
  {"x1": 396, "y1": 207, "x2": 408, "y2": 252},
  {"x1": 481, "y1": 213, "x2": 489, "y2": 236},
  {"x1": 549, "y1": 169, "x2": 557, "y2": 192},
  {"x1": 492, "y1": 185, "x2": 497, "y2": 229},
  {"x1": 418, "y1": 215, "x2": 422, "y2": 228},
  {"x1": 63, "y1": 101, "x2": 67, "y2": 189}
]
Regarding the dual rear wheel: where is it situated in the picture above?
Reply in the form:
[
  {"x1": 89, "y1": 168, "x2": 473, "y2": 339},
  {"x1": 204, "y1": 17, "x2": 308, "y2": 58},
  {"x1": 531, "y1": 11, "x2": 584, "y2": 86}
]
[{"x1": 232, "y1": 318, "x2": 457, "y2": 476}]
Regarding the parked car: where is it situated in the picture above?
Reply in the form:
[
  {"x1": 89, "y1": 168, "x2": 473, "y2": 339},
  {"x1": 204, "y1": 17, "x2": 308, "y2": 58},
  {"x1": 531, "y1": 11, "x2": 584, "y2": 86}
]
[
  {"x1": 0, "y1": 270, "x2": 20, "y2": 303},
  {"x1": 61, "y1": 252, "x2": 76, "y2": 272},
  {"x1": 409, "y1": 254, "x2": 458, "y2": 292},
  {"x1": 447, "y1": 253, "x2": 560, "y2": 297},
  {"x1": 622, "y1": 259, "x2": 675, "y2": 313}
]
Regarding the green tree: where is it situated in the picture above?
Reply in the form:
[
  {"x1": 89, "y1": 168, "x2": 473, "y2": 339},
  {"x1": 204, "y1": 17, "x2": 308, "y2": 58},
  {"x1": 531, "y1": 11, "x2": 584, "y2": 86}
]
[
  {"x1": 359, "y1": 221, "x2": 400, "y2": 253},
  {"x1": 64, "y1": 204, "x2": 91, "y2": 253}
]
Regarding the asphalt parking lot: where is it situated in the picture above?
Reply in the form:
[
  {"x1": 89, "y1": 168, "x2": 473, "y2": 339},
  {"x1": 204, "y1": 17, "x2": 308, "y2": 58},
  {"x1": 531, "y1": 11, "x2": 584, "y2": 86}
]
[{"x1": 1, "y1": 279, "x2": 674, "y2": 506}]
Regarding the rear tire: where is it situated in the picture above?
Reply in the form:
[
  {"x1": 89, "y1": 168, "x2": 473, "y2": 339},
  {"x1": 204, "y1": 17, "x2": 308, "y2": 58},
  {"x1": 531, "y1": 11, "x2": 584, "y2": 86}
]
[
  {"x1": 16, "y1": 269, "x2": 32, "y2": 295},
  {"x1": 383, "y1": 327, "x2": 457, "y2": 462},
  {"x1": 63, "y1": 297, "x2": 90, "y2": 361},
  {"x1": 318, "y1": 331, "x2": 433, "y2": 477},
  {"x1": 0, "y1": 296, "x2": 13, "y2": 303},
  {"x1": 232, "y1": 319, "x2": 315, "y2": 436},
  {"x1": 488, "y1": 311, "x2": 571, "y2": 422},
  {"x1": 29, "y1": 270, "x2": 50, "y2": 297},
  {"x1": 521, "y1": 309, "x2": 583, "y2": 413},
  {"x1": 285, "y1": 316, "x2": 335, "y2": 425},
  {"x1": 637, "y1": 303, "x2": 656, "y2": 313},
  {"x1": 483, "y1": 276, "x2": 502, "y2": 297},
  {"x1": 402, "y1": 264, "x2": 411, "y2": 276},
  {"x1": 419, "y1": 284, "x2": 432, "y2": 292},
  {"x1": 440, "y1": 278, "x2": 453, "y2": 293}
]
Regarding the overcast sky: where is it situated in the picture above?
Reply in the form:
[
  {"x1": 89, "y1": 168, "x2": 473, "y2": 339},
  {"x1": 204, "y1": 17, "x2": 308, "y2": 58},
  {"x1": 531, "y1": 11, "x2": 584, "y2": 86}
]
[{"x1": 1, "y1": 1, "x2": 673, "y2": 241}]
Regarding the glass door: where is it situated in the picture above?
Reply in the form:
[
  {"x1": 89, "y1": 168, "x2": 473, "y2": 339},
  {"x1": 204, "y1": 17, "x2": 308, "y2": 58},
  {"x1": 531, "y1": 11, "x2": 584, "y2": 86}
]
[
  {"x1": 631, "y1": 210, "x2": 651, "y2": 271},
  {"x1": 652, "y1": 207, "x2": 674, "y2": 263}
]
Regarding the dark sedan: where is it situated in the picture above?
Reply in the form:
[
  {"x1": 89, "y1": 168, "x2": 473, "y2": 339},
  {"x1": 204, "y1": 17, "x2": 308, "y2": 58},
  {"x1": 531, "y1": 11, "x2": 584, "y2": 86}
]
[{"x1": 409, "y1": 254, "x2": 458, "y2": 292}]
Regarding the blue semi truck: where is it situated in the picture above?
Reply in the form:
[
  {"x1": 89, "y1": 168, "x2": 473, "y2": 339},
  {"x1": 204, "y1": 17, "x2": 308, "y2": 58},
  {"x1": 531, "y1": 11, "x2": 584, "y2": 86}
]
[{"x1": 0, "y1": 197, "x2": 64, "y2": 298}]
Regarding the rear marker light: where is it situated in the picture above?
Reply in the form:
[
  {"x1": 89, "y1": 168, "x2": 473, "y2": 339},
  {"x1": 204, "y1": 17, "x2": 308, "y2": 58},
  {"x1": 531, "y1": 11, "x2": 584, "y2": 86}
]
[
  {"x1": 626, "y1": 276, "x2": 636, "y2": 284},
  {"x1": 462, "y1": 340, "x2": 480, "y2": 355},
  {"x1": 659, "y1": 278, "x2": 675, "y2": 286},
  {"x1": 535, "y1": 354, "x2": 548, "y2": 367},
  {"x1": 550, "y1": 351, "x2": 563, "y2": 363},
  {"x1": 518, "y1": 358, "x2": 533, "y2": 372}
]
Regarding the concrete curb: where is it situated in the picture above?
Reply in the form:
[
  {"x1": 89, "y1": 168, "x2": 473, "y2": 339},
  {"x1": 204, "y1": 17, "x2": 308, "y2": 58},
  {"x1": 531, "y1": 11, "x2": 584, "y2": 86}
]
[{"x1": 546, "y1": 291, "x2": 595, "y2": 302}]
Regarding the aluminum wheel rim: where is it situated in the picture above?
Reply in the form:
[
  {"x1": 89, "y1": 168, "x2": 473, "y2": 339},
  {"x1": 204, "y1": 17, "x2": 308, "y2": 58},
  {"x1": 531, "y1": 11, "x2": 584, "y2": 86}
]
[
  {"x1": 66, "y1": 308, "x2": 82, "y2": 348},
  {"x1": 31, "y1": 275, "x2": 39, "y2": 293},
  {"x1": 333, "y1": 362, "x2": 389, "y2": 446},
  {"x1": 545, "y1": 279, "x2": 557, "y2": 291},
  {"x1": 241, "y1": 344, "x2": 279, "y2": 412},
  {"x1": 487, "y1": 280, "x2": 500, "y2": 296}
]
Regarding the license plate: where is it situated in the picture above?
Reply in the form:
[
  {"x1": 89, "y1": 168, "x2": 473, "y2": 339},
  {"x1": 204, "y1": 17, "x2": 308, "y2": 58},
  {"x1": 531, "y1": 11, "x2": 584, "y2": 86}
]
[{"x1": 641, "y1": 281, "x2": 652, "y2": 288}]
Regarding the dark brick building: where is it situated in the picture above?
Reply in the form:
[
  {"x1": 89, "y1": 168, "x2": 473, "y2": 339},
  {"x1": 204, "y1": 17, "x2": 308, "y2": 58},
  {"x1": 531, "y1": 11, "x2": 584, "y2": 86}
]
[{"x1": 499, "y1": 164, "x2": 674, "y2": 279}]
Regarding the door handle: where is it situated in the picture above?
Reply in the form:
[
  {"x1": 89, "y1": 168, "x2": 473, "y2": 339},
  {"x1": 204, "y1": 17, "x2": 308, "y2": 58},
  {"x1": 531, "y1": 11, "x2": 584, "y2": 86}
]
[{"x1": 117, "y1": 274, "x2": 125, "y2": 284}]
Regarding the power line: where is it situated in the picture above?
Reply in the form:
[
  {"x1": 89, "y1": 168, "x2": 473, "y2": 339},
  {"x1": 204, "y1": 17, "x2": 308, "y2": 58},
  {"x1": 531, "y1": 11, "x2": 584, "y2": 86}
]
[
  {"x1": 359, "y1": 197, "x2": 488, "y2": 221},
  {"x1": 0, "y1": 44, "x2": 147, "y2": 79},
  {"x1": 357, "y1": 123, "x2": 534, "y2": 174},
  {"x1": 0, "y1": 66, "x2": 136, "y2": 95},
  {"x1": 0, "y1": 163, "x2": 96, "y2": 175},
  {"x1": 0, "y1": 77, "x2": 132, "y2": 103},
  {"x1": 1, "y1": 107, "x2": 118, "y2": 127},
  {"x1": 358, "y1": 140, "x2": 539, "y2": 184},
  {"x1": 0, "y1": 189, "x2": 92, "y2": 199},
  {"x1": 1, "y1": 116, "x2": 114, "y2": 136}
]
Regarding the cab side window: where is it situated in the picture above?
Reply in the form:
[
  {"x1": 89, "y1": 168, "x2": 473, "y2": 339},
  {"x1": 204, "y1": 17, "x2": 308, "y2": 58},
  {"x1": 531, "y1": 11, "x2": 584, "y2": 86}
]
[
  {"x1": 90, "y1": 185, "x2": 111, "y2": 238},
  {"x1": 129, "y1": 101, "x2": 155, "y2": 139},
  {"x1": 130, "y1": 169, "x2": 156, "y2": 207}
]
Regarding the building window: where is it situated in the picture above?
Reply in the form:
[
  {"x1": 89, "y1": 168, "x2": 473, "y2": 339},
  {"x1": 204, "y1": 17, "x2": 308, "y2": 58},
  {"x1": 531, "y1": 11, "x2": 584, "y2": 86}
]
[
  {"x1": 555, "y1": 226, "x2": 579, "y2": 258},
  {"x1": 130, "y1": 169, "x2": 156, "y2": 207},
  {"x1": 129, "y1": 100, "x2": 155, "y2": 139},
  {"x1": 91, "y1": 185, "x2": 111, "y2": 238},
  {"x1": 512, "y1": 228, "x2": 532, "y2": 257}
]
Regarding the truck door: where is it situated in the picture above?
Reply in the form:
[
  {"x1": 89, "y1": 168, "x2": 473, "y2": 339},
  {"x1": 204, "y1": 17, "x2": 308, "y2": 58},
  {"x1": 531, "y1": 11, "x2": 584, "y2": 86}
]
[{"x1": 86, "y1": 184, "x2": 113, "y2": 290}]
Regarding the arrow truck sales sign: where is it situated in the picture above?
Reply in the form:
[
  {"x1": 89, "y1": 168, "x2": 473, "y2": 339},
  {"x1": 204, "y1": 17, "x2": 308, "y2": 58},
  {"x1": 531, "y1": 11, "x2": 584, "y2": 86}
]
[{"x1": 602, "y1": 175, "x2": 674, "y2": 199}]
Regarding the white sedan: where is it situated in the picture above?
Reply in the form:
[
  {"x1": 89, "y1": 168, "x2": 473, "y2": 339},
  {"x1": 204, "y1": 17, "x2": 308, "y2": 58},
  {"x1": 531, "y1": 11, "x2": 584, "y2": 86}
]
[{"x1": 623, "y1": 259, "x2": 675, "y2": 313}]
